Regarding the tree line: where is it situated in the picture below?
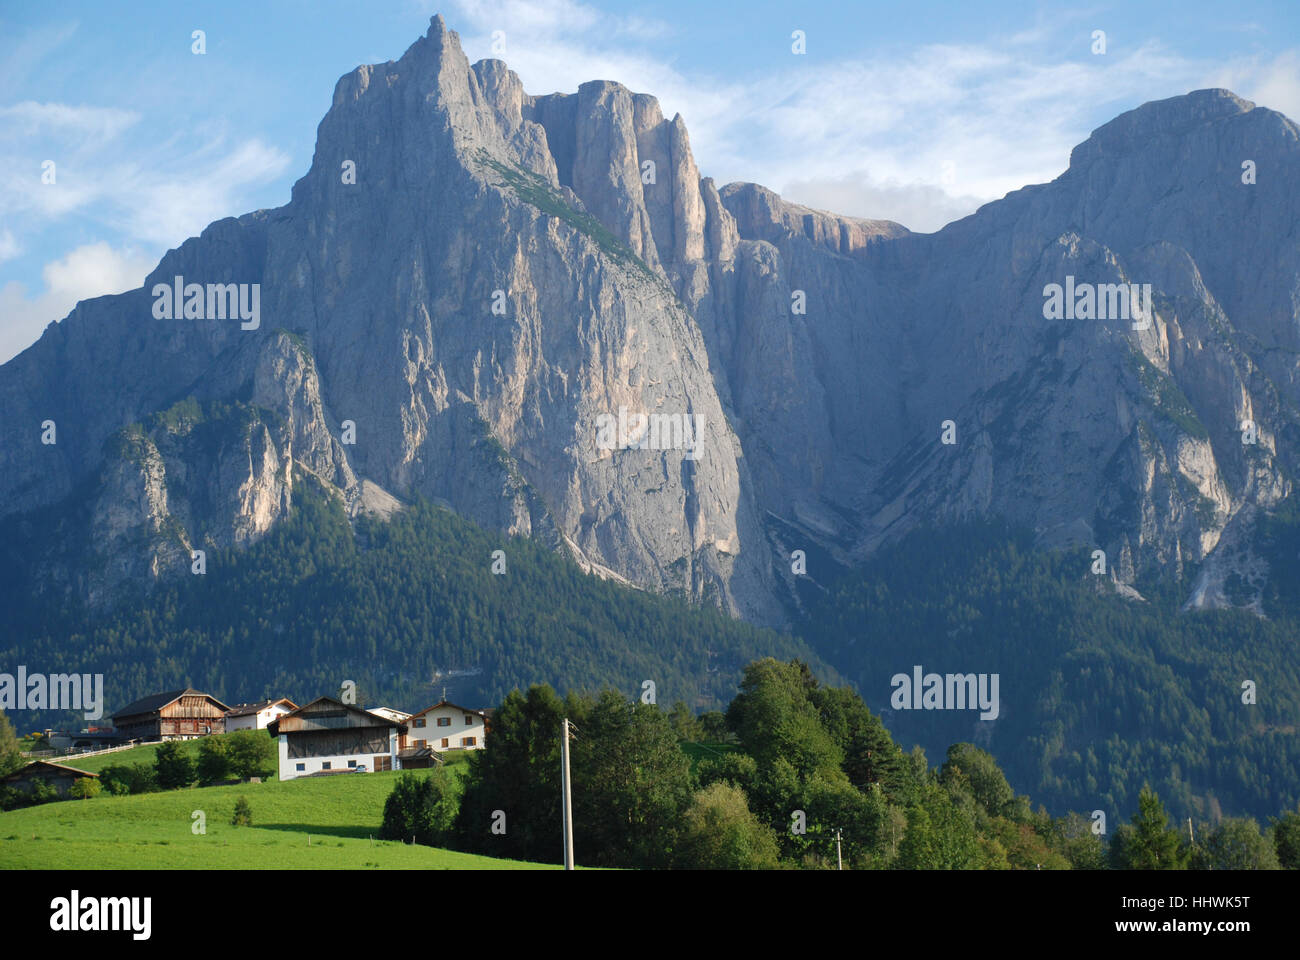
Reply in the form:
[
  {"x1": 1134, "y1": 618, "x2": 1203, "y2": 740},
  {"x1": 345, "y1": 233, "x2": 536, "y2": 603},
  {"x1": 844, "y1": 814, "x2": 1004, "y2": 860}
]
[
  {"x1": 0, "y1": 727, "x2": 276, "y2": 811},
  {"x1": 379, "y1": 658, "x2": 1300, "y2": 869}
]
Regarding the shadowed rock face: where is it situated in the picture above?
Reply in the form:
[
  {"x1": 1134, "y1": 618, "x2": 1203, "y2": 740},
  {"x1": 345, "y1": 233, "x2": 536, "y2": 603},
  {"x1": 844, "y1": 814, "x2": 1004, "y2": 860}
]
[{"x1": 2, "y1": 18, "x2": 1298, "y2": 623}]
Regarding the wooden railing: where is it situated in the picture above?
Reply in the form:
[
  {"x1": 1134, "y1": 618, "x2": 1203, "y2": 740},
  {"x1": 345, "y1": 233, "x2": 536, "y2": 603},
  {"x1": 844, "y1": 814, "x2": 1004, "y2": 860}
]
[{"x1": 20, "y1": 740, "x2": 154, "y2": 760}]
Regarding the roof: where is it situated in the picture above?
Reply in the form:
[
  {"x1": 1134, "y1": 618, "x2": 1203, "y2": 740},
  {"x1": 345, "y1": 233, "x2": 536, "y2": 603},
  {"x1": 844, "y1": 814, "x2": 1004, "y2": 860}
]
[
  {"x1": 367, "y1": 707, "x2": 412, "y2": 722},
  {"x1": 111, "y1": 688, "x2": 231, "y2": 720},
  {"x1": 225, "y1": 698, "x2": 298, "y2": 718},
  {"x1": 407, "y1": 700, "x2": 487, "y2": 723},
  {"x1": 2, "y1": 760, "x2": 99, "y2": 782},
  {"x1": 268, "y1": 696, "x2": 408, "y2": 736},
  {"x1": 397, "y1": 746, "x2": 444, "y2": 763}
]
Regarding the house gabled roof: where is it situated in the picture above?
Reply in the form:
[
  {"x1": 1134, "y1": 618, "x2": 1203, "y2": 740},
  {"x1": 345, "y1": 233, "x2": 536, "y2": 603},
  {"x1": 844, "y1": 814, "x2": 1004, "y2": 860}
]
[
  {"x1": 225, "y1": 698, "x2": 298, "y2": 718},
  {"x1": 111, "y1": 688, "x2": 231, "y2": 720},
  {"x1": 406, "y1": 699, "x2": 487, "y2": 723},
  {"x1": 2, "y1": 760, "x2": 99, "y2": 782},
  {"x1": 268, "y1": 696, "x2": 408, "y2": 736}
]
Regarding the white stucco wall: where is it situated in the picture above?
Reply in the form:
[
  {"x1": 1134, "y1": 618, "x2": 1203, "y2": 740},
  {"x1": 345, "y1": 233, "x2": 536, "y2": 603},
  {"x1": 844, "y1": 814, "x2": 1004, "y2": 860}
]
[
  {"x1": 408, "y1": 706, "x2": 485, "y2": 752},
  {"x1": 277, "y1": 729, "x2": 399, "y2": 781}
]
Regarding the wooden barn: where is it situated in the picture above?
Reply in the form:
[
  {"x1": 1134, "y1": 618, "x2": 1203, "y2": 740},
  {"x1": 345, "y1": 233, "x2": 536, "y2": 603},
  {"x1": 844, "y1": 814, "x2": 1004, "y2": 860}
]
[
  {"x1": 268, "y1": 697, "x2": 408, "y2": 780},
  {"x1": 2, "y1": 760, "x2": 99, "y2": 798},
  {"x1": 110, "y1": 688, "x2": 231, "y2": 741}
]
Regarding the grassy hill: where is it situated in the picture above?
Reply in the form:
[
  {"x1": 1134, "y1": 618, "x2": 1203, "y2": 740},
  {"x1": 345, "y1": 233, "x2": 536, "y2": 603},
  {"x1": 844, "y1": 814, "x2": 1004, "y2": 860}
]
[
  {"x1": 0, "y1": 768, "x2": 560, "y2": 870},
  {"x1": 52, "y1": 736, "x2": 235, "y2": 775}
]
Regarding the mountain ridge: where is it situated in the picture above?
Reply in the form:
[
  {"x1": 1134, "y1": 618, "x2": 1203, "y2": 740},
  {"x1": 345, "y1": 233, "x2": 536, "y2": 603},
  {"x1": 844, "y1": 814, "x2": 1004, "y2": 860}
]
[{"x1": 3, "y1": 13, "x2": 1298, "y2": 626}]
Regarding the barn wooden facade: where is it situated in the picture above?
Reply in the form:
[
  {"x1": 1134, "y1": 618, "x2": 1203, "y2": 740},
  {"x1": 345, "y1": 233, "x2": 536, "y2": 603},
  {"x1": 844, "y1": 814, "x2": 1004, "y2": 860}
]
[
  {"x1": 2, "y1": 760, "x2": 99, "y2": 797},
  {"x1": 110, "y1": 689, "x2": 231, "y2": 741},
  {"x1": 268, "y1": 697, "x2": 407, "y2": 780}
]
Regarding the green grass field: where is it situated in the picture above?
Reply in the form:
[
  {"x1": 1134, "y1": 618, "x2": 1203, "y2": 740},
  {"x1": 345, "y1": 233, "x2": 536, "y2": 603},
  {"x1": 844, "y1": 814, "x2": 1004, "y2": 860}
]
[
  {"x1": 0, "y1": 766, "x2": 557, "y2": 870},
  {"x1": 51, "y1": 731, "x2": 264, "y2": 774}
]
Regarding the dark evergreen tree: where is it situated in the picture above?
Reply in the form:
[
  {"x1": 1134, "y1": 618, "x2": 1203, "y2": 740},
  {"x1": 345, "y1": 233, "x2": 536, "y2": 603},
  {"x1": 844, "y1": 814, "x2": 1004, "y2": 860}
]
[{"x1": 153, "y1": 741, "x2": 194, "y2": 791}]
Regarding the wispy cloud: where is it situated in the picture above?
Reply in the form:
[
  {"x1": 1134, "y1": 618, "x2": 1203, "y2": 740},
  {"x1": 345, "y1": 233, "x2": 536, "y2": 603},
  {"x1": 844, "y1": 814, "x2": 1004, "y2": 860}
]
[
  {"x1": 0, "y1": 107, "x2": 289, "y2": 244},
  {"x1": 0, "y1": 100, "x2": 140, "y2": 140},
  {"x1": 0, "y1": 242, "x2": 155, "y2": 362},
  {"x1": 0, "y1": 229, "x2": 18, "y2": 263},
  {"x1": 440, "y1": 0, "x2": 1300, "y2": 232}
]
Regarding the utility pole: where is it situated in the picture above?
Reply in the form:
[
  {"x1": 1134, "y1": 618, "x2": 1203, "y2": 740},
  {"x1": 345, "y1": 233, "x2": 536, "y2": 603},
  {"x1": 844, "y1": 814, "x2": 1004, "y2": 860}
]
[
  {"x1": 1188, "y1": 818, "x2": 1195, "y2": 845},
  {"x1": 561, "y1": 718, "x2": 575, "y2": 870},
  {"x1": 835, "y1": 828, "x2": 843, "y2": 871}
]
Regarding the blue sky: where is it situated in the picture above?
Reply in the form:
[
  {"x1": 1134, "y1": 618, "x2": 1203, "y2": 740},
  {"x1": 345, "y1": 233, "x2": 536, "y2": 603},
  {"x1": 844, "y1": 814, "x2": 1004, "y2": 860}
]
[{"x1": 2, "y1": 0, "x2": 1298, "y2": 361}]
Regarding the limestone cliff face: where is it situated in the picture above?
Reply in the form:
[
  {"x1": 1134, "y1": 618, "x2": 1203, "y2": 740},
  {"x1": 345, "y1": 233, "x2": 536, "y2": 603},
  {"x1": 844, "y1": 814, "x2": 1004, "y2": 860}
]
[
  {"x1": 710, "y1": 88, "x2": 1298, "y2": 610},
  {"x1": 0, "y1": 17, "x2": 780, "y2": 622},
  {"x1": 2, "y1": 19, "x2": 1298, "y2": 622}
]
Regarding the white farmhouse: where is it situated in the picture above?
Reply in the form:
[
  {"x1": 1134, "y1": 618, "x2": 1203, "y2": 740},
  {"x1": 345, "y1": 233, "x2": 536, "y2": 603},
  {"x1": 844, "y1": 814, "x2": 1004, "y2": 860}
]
[
  {"x1": 404, "y1": 699, "x2": 488, "y2": 754},
  {"x1": 267, "y1": 697, "x2": 406, "y2": 780},
  {"x1": 367, "y1": 706, "x2": 412, "y2": 724},
  {"x1": 225, "y1": 698, "x2": 298, "y2": 732}
]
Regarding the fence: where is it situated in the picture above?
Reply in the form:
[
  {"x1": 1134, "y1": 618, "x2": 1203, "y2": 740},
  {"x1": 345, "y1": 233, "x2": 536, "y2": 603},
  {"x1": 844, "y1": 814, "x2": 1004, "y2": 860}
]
[{"x1": 21, "y1": 740, "x2": 155, "y2": 761}]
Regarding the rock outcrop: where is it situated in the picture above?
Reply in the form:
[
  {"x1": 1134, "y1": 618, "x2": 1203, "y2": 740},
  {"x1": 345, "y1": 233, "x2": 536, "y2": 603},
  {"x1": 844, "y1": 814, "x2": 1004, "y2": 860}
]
[{"x1": 2, "y1": 19, "x2": 1298, "y2": 622}]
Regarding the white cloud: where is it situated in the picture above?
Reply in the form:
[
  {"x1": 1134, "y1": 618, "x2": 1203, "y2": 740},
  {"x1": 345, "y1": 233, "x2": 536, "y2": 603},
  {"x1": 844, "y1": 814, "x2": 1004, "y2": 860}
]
[
  {"x1": 1204, "y1": 50, "x2": 1300, "y2": 120},
  {"x1": 780, "y1": 173, "x2": 987, "y2": 234},
  {"x1": 0, "y1": 100, "x2": 140, "y2": 140},
  {"x1": 437, "y1": 0, "x2": 1300, "y2": 232},
  {"x1": 0, "y1": 123, "x2": 290, "y2": 246},
  {"x1": 116, "y1": 139, "x2": 292, "y2": 246},
  {"x1": 0, "y1": 229, "x2": 18, "y2": 263},
  {"x1": 0, "y1": 242, "x2": 156, "y2": 363}
]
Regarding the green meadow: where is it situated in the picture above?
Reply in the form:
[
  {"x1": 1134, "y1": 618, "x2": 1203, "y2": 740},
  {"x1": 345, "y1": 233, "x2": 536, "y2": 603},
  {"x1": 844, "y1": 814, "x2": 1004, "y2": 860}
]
[{"x1": 0, "y1": 759, "x2": 556, "y2": 870}]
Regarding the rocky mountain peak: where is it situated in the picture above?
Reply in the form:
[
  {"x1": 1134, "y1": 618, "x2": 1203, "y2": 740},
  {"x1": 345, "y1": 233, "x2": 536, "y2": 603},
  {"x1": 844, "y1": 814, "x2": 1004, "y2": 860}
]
[
  {"x1": 1068, "y1": 88, "x2": 1257, "y2": 169},
  {"x1": 3, "y1": 17, "x2": 1299, "y2": 624}
]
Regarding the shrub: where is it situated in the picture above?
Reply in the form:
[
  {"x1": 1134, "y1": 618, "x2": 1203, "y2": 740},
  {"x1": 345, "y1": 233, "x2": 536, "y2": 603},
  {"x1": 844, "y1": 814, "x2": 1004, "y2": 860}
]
[
  {"x1": 226, "y1": 731, "x2": 276, "y2": 780},
  {"x1": 231, "y1": 795, "x2": 253, "y2": 827},
  {"x1": 380, "y1": 769, "x2": 460, "y2": 847},
  {"x1": 154, "y1": 741, "x2": 194, "y2": 790},
  {"x1": 68, "y1": 778, "x2": 102, "y2": 800},
  {"x1": 100, "y1": 761, "x2": 158, "y2": 796},
  {"x1": 196, "y1": 737, "x2": 231, "y2": 785}
]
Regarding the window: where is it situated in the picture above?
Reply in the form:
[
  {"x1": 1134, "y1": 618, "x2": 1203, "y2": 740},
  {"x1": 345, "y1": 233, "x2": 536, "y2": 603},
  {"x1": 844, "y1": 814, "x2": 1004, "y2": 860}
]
[
  {"x1": 414, "y1": 718, "x2": 426, "y2": 728},
  {"x1": 440, "y1": 738, "x2": 449, "y2": 748},
  {"x1": 348, "y1": 760, "x2": 357, "y2": 768},
  {"x1": 322, "y1": 762, "x2": 331, "y2": 770},
  {"x1": 415, "y1": 739, "x2": 427, "y2": 748},
  {"x1": 295, "y1": 762, "x2": 305, "y2": 772},
  {"x1": 462, "y1": 737, "x2": 477, "y2": 747},
  {"x1": 464, "y1": 715, "x2": 474, "y2": 724},
  {"x1": 436, "y1": 717, "x2": 451, "y2": 727}
]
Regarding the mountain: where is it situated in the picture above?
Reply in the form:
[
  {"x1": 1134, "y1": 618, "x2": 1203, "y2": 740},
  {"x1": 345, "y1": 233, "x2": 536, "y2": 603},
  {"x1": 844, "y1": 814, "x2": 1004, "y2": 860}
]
[
  {"x1": 4, "y1": 18, "x2": 1299, "y2": 627},
  {"x1": 4, "y1": 19, "x2": 1300, "y2": 642}
]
